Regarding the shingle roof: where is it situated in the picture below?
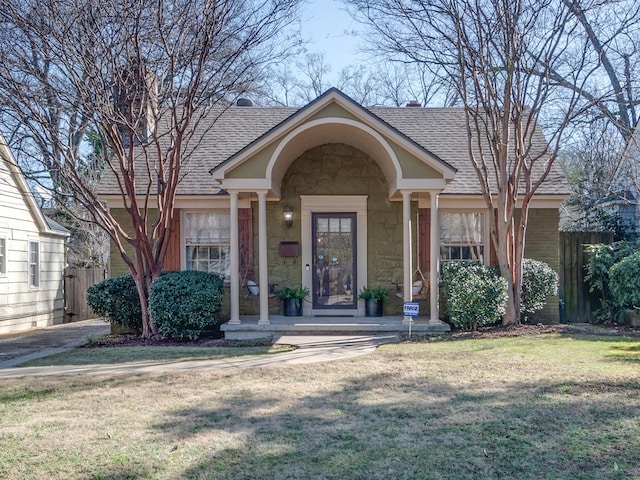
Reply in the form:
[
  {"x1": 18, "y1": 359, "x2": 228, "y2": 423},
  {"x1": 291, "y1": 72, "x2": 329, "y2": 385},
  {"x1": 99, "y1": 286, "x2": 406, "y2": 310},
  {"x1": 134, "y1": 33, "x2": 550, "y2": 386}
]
[{"x1": 97, "y1": 101, "x2": 570, "y2": 197}]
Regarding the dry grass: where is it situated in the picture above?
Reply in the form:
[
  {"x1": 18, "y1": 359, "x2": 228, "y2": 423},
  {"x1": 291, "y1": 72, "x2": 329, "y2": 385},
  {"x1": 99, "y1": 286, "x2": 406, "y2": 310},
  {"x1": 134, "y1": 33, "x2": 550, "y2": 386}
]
[{"x1": 1, "y1": 333, "x2": 640, "y2": 479}]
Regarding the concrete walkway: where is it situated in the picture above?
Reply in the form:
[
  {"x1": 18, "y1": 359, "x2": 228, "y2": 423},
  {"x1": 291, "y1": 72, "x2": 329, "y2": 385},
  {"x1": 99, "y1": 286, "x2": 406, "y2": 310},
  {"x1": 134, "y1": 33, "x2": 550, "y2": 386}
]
[
  {"x1": 0, "y1": 319, "x2": 399, "y2": 379},
  {"x1": 0, "y1": 319, "x2": 111, "y2": 369}
]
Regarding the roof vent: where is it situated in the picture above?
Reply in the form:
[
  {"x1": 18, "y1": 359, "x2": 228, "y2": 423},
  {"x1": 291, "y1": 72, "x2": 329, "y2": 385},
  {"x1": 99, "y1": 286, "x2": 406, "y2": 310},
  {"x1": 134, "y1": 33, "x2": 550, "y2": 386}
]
[
  {"x1": 406, "y1": 100, "x2": 421, "y2": 107},
  {"x1": 236, "y1": 98, "x2": 254, "y2": 107}
]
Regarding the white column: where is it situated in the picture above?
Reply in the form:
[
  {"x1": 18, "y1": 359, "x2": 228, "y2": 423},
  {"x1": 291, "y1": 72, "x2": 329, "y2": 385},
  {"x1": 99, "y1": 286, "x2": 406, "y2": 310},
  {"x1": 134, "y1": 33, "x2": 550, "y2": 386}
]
[
  {"x1": 258, "y1": 191, "x2": 270, "y2": 324},
  {"x1": 229, "y1": 191, "x2": 240, "y2": 324},
  {"x1": 402, "y1": 191, "x2": 413, "y2": 324},
  {"x1": 430, "y1": 191, "x2": 440, "y2": 322}
]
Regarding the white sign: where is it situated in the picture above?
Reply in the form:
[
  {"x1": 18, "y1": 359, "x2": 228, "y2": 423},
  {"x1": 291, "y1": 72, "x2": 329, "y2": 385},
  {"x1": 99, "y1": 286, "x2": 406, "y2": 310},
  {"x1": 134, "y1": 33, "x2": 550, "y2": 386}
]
[{"x1": 403, "y1": 302, "x2": 420, "y2": 317}]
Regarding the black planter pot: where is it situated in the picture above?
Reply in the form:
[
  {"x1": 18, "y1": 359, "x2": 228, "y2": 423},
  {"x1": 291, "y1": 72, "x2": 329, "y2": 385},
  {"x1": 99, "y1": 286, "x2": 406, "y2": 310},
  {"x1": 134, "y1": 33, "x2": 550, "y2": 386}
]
[
  {"x1": 283, "y1": 298, "x2": 303, "y2": 316},
  {"x1": 364, "y1": 299, "x2": 383, "y2": 317}
]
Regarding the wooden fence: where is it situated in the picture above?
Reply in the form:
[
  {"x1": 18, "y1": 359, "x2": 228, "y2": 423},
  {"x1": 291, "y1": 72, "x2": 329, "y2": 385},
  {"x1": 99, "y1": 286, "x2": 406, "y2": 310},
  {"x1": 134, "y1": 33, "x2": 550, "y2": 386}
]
[
  {"x1": 559, "y1": 231, "x2": 613, "y2": 323},
  {"x1": 63, "y1": 267, "x2": 105, "y2": 322}
]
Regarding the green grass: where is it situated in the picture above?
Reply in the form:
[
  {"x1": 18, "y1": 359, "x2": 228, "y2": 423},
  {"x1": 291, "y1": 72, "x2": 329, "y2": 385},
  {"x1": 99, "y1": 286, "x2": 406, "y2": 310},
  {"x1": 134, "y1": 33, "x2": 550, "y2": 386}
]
[
  {"x1": 1, "y1": 334, "x2": 640, "y2": 479},
  {"x1": 19, "y1": 344, "x2": 292, "y2": 367}
]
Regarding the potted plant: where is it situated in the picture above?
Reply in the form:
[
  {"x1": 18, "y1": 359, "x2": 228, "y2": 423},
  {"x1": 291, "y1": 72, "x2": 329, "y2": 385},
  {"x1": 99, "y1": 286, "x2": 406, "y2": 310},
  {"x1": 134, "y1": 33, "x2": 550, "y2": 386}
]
[
  {"x1": 358, "y1": 286, "x2": 389, "y2": 317},
  {"x1": 278, "y1": 286, "x2": 310, "y2": 316}
]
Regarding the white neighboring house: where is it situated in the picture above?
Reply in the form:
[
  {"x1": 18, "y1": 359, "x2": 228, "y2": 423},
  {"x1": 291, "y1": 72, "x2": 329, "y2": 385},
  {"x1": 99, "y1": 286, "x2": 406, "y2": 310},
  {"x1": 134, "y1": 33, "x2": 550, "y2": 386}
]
[{"x1": 0, "y1": 135, "x2": 69, "y2": 335}]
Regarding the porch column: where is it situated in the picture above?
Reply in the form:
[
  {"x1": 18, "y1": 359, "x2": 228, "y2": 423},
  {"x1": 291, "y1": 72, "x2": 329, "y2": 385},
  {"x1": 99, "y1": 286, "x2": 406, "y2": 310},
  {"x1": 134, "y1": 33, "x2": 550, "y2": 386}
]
[
  {"x1": 430, "y1": 191, "x2": 440, "y2": 322},
  {"x1": 258, "y1": 191, "x2": 270, "y2": 324},
  {"x1": 229, "y1": 191, "x2": 240, "y2": 324},
  {"x1": 402, "y1": 191, "x2": 413, "y2": 324}
]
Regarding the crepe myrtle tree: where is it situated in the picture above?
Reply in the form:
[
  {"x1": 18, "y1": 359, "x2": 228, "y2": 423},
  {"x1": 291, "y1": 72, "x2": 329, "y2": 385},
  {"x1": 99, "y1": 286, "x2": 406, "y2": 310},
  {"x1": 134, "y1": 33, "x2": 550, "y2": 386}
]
[
  {"x1": 0, "y1": 0, "x2": 301, "y2": 338},
  {"x1": 348, "y1": 0, "x2": 590, "y2": 324}
]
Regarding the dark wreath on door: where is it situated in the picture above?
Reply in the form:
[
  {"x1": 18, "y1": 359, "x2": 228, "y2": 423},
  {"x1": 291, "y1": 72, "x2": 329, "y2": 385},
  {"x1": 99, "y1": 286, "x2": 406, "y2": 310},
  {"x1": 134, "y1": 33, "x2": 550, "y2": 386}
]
[{"x1": 312, "y1": 213, "x2": 357, "y2": 309}]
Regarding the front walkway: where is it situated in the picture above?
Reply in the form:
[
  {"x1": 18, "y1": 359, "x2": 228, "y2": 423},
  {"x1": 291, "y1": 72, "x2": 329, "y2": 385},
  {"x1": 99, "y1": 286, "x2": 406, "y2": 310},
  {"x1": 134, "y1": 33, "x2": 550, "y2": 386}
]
[{"x1": 221, "y1": 315, "x2": 450, "y2": 339}]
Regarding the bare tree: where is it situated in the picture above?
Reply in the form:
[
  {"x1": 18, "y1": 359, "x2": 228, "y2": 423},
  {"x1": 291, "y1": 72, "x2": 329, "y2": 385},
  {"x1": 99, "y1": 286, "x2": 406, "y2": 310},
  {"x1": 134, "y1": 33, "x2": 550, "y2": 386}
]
[
  {"x1": 348, "y1": 0, "x2": 588, "y2": 324},
  {"x1": 295, "y1": 51, "x2": 333, "y2": 103},
  {"x1": 0, "y1": 0, "x2": 300, "y2": 338},
  {"x1": 557, "y1": 0, "x2": 640, "y2": 142}
]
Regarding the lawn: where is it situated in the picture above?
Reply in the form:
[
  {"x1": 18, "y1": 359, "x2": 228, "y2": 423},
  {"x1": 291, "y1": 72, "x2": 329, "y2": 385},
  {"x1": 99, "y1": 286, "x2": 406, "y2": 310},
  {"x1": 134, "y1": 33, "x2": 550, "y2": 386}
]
[{"x1": 1, "y1": 333, "x2": 639, "y2": 479}]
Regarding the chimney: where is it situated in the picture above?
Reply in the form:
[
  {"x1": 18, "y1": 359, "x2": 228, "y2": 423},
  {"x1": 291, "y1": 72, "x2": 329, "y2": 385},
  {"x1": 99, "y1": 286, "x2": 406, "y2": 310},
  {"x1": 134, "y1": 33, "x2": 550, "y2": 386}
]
[
  {"x1": 406, "y1": 100, "x2": 421, "y2": 107},
  {"x1": 113, "y1": 60, "x2": 158, "y2": 146}
]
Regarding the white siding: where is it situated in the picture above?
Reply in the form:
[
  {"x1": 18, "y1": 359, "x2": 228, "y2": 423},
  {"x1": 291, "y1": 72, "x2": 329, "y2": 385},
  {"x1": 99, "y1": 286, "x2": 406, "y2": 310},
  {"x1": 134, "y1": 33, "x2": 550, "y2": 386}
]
[{"x1": 0, "y1": 154, "x2": 67, "y2": 334}]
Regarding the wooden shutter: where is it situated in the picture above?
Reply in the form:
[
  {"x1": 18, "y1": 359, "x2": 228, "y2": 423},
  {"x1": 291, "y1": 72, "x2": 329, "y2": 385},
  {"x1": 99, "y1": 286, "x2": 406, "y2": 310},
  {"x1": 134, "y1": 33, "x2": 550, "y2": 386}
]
[
  {"x1": 490, "y1": 209, "x2": 499, "y2": 269},
  {"x1": 163, "y1": 209, "x2": 181, "y2": 271},
  {"x1": 238, "y1": 208, "x2": 254, "y2": 281},
  {"x1": 418, "y1": 208, "x2": 430, "y2": 274}
]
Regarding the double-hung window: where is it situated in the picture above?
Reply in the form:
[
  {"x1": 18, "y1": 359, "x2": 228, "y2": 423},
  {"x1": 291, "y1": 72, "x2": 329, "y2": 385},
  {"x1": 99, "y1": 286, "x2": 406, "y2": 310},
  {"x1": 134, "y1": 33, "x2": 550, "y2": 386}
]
[
  {"x1": 0, "y1": 237, "x2": 6, "y2": 276},
  {"x1": 28, "y1": 239, "x2": 40, "y2": 287},
  {"x1": 184, "y1": 212, "x2": 230, "y2": 278},
  {"x1": 439, "y1": 212, "x2": 485, "y2": 263}
]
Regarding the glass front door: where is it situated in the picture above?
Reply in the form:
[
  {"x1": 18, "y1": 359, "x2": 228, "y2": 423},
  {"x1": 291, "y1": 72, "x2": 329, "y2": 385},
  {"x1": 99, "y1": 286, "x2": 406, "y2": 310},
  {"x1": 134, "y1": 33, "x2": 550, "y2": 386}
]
[{"x1": 312, "y1": 213, "x2": 357, "y2": 309}]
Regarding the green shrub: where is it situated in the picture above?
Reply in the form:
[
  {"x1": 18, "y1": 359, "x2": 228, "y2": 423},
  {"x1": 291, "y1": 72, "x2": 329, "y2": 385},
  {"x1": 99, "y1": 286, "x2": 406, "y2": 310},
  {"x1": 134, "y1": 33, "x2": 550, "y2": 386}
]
[
  {"x1": 442, "y1": 262, "x2": 508, "y2": 330},
  {"x1": 609, "y1": 251, "x2": 640, "y2": 310},
  {"x1": 86, "y1": 275, "x2": 142, "y2": 331},
  {"x1": 584, "y1": 242, "x2": 636, "y2": 323},
  {"x1": 521, "y1": 259, "x2": 558, "y2": 320},
  {"x1": 149, "y1": 270, "x2": 224, "y2": 340}
]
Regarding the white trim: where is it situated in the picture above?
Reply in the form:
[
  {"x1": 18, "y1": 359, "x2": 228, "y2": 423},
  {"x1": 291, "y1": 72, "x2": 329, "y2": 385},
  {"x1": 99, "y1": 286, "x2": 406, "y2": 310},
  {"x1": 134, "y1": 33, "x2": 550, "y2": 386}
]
[
  {"x1": 402, "y1": 191, "x2": 413, "y2": 324},
  {"x1": 0, "y1": 235, "x2": 7, "y2": 277},
  {"x1": 301, "y1": 195, "x2": 368, "y2": 316},
  {"x1": 179, "y1": 209, "x2": 231, "y2": 273},
  {"x1": 229, "y1": 192, "x2": 240, "y2": 324},
  {"x1": 27, "y1": 237, "x2": 40, "y2": 289},
  {"x1": 430, "y1": 194, "x2": 568, "y2": 209},
  {"x1": 102, "y1": 195, "x2": 251, "y2": 209},
  {"x1": 429, "y1": 192, "x2": 440, "y2": 321},
  {"x1": 267, "y1": 118, "x2": 402, "y2": 197},
  {"x1": 257, "y1": 191, "x2": 269, "y2": 324},
  {"x1": 438, "y1": 209, "x2": 490, "y2": 266}
]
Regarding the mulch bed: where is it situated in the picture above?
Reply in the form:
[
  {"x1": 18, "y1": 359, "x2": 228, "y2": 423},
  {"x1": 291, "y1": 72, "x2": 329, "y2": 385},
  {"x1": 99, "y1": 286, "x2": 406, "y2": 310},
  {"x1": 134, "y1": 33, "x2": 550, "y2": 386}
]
[
  {"x1": 82, "y1": 333, "x2": 263, "y2": 349},
  {"x1": 441, "y1": 323, "x2": 640, "y2": 341},
  {"x1": 85, "y1": 323, "x2": 640, "y2": 348}
]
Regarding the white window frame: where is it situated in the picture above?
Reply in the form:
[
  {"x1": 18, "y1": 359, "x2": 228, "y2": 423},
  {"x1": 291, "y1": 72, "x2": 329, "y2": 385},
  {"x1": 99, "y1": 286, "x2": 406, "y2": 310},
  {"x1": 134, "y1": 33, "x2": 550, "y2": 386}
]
[
  {"x1": 0, "y1": 235, "x2": 7, "y2": 276},
  {"x1": 439, "y1": 210, "x2": 489, "y2": 265},
  {"x1": 28, "y1": 238, "x2": 40, "y2": 288},
  {"x1": 181, "y1": 210, "x2": 231, "y2": 279}
]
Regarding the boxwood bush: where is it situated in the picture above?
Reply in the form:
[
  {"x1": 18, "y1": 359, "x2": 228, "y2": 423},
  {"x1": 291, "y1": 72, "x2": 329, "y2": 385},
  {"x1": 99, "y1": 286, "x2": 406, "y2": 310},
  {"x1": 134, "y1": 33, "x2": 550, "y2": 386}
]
[
  {"x1": 149, "y1": 270, "x2": 224, "y2": 340},
  {"x1": 521, "y1": 259, "x2": 558, "y2": 321},
  {"x1": 86, "y1": 275, "x2": 142, "y2": 332},
  {"x1": 609, "y1": 251, "x2": 640, "y2": 310},
  {"x1": 442, "y1": 262, "x2": 508, "y2": 330}
]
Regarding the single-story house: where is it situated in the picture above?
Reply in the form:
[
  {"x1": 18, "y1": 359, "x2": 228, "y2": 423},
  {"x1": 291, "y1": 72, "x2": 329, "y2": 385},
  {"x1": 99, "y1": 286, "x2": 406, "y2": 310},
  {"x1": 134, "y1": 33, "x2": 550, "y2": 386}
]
[
  {"x1": 99, "y1": 89, "x2": 569, "y2": 330},
  {"x1": 0, "y1": 134, "x2": 69, "y2": 335}
]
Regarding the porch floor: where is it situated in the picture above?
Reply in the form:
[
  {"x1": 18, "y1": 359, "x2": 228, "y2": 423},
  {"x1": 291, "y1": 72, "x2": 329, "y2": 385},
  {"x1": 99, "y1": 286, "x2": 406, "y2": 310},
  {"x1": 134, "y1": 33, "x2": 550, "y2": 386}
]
[{"x1": 221, "y1": 315, "x2": 450, "y2": 340}]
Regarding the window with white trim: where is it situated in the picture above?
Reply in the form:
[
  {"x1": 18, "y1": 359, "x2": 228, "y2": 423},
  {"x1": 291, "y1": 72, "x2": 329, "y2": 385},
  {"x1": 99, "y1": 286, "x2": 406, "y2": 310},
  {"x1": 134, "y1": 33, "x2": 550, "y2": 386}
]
[
  {"x1": 0, "y1": 237, "x2": 6, "y2": 275},
  {"x1": 184, "y1": 212, "x2": 230, "y2": 278},
  {"x1": 28, "y1": 239, "x2": 40, "y2": 287},
  {"x1": 439, "y1": 212, "x2": 485, "y2": 263}
]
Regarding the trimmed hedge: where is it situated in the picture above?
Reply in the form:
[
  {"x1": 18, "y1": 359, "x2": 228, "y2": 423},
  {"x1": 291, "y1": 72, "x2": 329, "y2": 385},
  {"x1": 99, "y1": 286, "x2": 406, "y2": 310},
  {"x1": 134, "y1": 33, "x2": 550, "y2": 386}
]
[
  {"x1": 521, "y1": 259, "x2": 558, "y2": 320},
  {"x1": 442, "y1": 262, "x2": 508, "y2": 330},
  {"x1": 149, "y1": 270, "x2": 224, "y2": 340},
  {"x1": 86, "y1": 275, "x2": 142, "y2": 332},
  {"x1": 609, "y1": 251, "x2": 640, "y2": 309}
]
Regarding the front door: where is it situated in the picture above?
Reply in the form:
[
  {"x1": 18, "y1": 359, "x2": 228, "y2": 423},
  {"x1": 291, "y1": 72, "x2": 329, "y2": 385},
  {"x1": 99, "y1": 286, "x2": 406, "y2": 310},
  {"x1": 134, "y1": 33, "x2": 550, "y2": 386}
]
[{"x1": 312, "y1": 213, "x2": 357, "y2": 309}]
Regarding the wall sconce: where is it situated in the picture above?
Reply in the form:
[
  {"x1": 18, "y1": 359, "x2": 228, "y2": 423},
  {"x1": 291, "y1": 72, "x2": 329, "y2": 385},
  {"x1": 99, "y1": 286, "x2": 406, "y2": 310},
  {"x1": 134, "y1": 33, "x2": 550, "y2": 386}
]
[{"x1": 283, "y1": 206, "x2": 293, "y2": 228}]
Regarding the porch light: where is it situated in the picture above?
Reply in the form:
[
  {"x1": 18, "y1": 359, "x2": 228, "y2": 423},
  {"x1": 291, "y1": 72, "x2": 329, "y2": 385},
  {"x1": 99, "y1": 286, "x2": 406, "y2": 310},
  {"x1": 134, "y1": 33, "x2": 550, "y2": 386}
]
[{"x1": 283, "y1": 206, "x2": 293, "y2": 228}]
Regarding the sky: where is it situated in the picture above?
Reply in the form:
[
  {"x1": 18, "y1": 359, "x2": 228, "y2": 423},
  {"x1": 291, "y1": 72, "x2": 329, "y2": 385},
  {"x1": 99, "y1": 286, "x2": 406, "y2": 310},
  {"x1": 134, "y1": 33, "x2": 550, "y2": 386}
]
[{"x1": 298, "y1": 0, "x2": 365, "y2": 77}]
